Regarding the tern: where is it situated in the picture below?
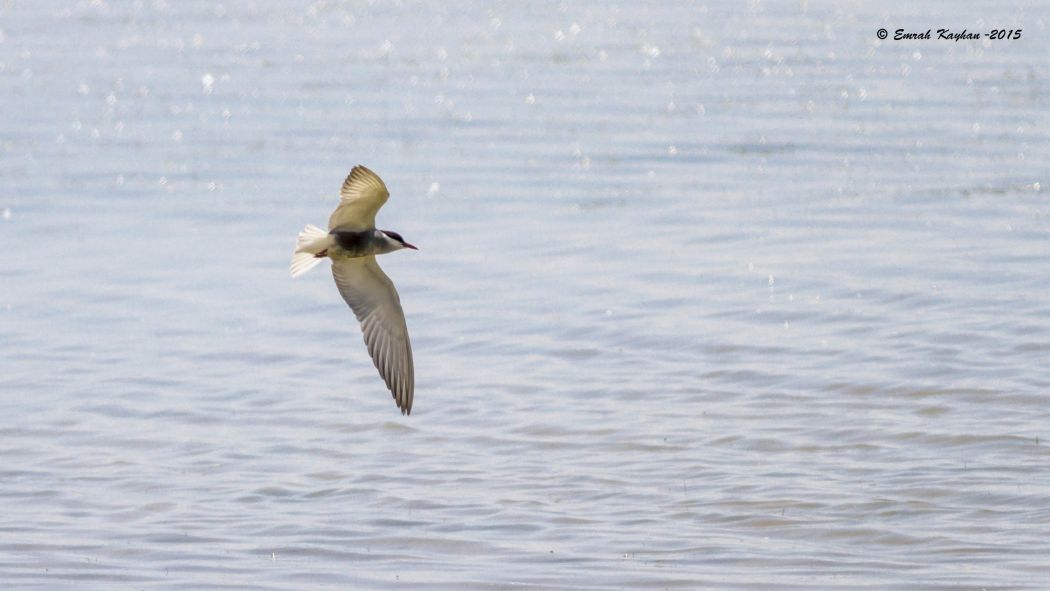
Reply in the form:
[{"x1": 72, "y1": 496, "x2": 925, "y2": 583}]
[{"x1": 290, "y1": 166, "x2": 417, "y2": 415}]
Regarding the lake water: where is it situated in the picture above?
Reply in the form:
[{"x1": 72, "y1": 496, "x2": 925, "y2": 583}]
[{"x1": 2, "y1": 1, "x2": 1049, "y2": 588}]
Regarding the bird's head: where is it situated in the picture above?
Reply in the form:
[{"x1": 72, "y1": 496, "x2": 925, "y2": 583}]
[{"x1": 381, "y1": 230, "x2": 418, "y2": 251}]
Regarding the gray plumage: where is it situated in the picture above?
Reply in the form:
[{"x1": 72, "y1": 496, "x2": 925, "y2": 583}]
[{"x1": 291, "y1": 166, "x2": 418, "y2": 414}]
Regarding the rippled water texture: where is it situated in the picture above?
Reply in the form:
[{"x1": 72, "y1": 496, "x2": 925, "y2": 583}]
[{"x1": 2, "y1": 1, "x2": 1049, "y2": 589}]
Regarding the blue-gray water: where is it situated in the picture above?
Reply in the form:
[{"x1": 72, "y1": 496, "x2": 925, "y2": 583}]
[{"x1": 2, "y1": 1, "x2": 1049, "y2": 589}]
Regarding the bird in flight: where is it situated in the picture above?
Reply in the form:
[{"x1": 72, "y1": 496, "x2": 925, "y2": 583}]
[{"x1": 291, "y1": 166, "x2": 417, "y2": 414}]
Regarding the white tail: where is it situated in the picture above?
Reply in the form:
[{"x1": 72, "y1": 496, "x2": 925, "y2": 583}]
[{"x1": 290, "y1": 224, "x2": 330, "y2": 277}]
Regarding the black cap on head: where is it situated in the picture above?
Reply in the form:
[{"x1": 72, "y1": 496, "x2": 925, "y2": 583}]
[{"x1": 383, "y1": 230, "x2": 418, "y2": 250}]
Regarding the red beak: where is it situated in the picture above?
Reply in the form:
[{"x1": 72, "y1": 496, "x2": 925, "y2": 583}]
[{"x1": 403, "y1": 242, "x2": 418, "y2": 250}]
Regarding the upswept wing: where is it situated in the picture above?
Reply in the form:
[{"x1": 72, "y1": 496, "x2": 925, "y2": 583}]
[{"x1": 328, "y1": 165, "x2": 390, "y2": 231}]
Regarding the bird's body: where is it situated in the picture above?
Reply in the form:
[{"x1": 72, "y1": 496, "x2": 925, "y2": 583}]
[
  {"x1": 329, "y1": 229, "x2": 407, "y2": 258},
  {"x1": 291, "y1": 166, "x2": 417, "y2": 415}
]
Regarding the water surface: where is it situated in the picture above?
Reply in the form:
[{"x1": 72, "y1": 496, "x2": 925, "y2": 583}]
[{"x1": 1, "y1": 1, "x2": 1049, "y2": 588}]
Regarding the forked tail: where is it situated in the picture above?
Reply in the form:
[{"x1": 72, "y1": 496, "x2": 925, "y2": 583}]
[{"x1": 290, "y1": 224, "x2": 330, "y2": 277}]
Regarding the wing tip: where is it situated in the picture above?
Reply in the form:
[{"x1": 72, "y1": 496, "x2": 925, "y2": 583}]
[
  {"x1": 395, "y1": 384, "x2": 412, "y2": 415},
  {"x1": 342, "y1": 165, "x2": 385, "y2": 191}
]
